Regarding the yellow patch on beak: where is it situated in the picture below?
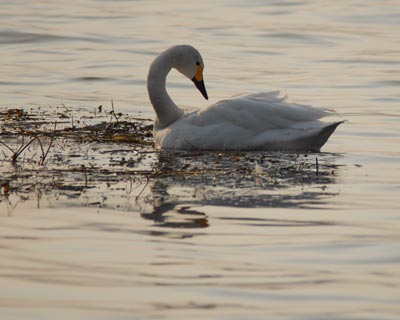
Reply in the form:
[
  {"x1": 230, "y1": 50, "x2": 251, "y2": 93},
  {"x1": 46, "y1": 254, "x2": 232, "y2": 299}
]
[{"x1": 195, "y1": 66, "x2": 203, "y2": 82}]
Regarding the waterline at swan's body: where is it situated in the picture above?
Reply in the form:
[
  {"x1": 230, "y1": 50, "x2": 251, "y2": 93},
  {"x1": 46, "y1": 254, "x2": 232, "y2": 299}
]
[{"x1": 147, "y1": 45, "x2": 342, "y2": 151}]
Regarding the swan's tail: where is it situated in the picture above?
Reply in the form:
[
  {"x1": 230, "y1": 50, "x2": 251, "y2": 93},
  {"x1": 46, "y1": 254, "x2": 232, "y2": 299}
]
[{"x1": 310, "y1": 121, "x2": 344, "y2": 151}]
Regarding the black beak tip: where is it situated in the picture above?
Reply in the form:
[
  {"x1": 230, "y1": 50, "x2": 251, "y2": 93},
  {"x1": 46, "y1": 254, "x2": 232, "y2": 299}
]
[{"x1": 192, "y1": 77, "x2": 209, "y2": 100}]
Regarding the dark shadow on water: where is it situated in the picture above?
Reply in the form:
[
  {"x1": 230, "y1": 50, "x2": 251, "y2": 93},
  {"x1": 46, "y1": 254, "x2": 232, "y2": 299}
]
[{"x1": 141, "y1": 203, "x2": 209, "y2": 229}]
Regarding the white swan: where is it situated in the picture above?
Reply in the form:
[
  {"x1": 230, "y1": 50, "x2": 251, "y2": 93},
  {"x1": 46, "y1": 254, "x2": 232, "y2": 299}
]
[{"x1": 147, "y1": 45, "x2": 342, "y2": 151}]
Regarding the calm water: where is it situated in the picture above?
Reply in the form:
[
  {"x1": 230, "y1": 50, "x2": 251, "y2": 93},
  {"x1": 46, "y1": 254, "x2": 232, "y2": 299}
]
[{"x1": 1, "y1": 0, "x2": 400, "y2": 319}]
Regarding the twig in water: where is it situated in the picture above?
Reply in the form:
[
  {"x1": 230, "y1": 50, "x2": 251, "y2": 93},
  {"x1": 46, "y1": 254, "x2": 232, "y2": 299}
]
[
  {"x1": 61, "y1": 103, "x2": 71, "y2": 112},
  {"x1": 33, "y1": 121, "x2": 57, "y2": 166},
  {"x1": 36, "y1": 138, "x2": 45, "y2": 163},
  {"x1": 77, "y1": 165, "x2": 89, "y2": 188},
  {"x1": 10, "y1": 136, "x2": 38, "y2": 166},
  {"x1": 83, "y1": 165, "x2": 88, "y2": 188},
  {"x1": 110, "y1": 99, "x2": 119, "y2": 123},
  {"x1": 39, "y1": 121, "x2": 57, "y2": 166},
  {"x1": 0, "y1": 140, "x2": 15, "y2": 154},
  {"x1": 135, "y1": 175, "x2": 150, "y2": 201},
  {"x1": 316, "y1": 157, "x2": 319, "y2": 176}
]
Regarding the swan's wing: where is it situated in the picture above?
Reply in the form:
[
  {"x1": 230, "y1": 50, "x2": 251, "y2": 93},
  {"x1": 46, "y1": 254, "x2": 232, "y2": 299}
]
[
  {"x1": 193, "y1": 91, "x2": 331, "y2": 132},
  {"x1": 155, "y1": 91, "x2": 341, "y2": 150}
]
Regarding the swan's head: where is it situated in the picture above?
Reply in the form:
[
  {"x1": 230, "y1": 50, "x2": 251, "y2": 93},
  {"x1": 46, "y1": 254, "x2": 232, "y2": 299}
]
[{"x1": 170, "y1": 45, "x2": 208, "y2": 100}]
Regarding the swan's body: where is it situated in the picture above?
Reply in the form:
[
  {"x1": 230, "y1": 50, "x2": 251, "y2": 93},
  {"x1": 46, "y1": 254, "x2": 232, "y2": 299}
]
[{"x1": 147, "y1": 45, "x2": 342, "y2": 151}]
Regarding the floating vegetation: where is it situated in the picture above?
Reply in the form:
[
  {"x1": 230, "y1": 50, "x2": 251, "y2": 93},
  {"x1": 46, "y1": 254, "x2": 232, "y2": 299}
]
[{"x1": 0, "y1": 104, "x2": 343, "y2": 217}]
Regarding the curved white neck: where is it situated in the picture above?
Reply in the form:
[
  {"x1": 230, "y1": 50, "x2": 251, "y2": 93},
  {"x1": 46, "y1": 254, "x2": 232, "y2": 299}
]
[{"x1": 147, "y1": 52, "x2": 184, "y2": 129}]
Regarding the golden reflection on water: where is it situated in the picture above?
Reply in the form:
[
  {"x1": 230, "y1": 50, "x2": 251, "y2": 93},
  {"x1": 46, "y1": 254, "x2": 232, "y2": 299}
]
[{"x1": 1, "y1": 0, "x2": 400, "y2": 319}]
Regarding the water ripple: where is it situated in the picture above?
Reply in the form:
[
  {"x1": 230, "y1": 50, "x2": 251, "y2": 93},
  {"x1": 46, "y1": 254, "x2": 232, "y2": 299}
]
[{"x1": 0, "y1": 30, "x2": 102, "y2": 45}]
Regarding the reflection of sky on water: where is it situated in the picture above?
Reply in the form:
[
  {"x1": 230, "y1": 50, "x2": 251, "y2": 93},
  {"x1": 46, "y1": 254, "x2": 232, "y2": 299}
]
[{"x1": 1, "y1": 1, "x2": 400, "y2": 318}]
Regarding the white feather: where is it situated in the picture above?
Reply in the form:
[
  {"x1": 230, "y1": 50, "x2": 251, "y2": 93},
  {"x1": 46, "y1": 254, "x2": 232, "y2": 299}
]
[{"x1": 148, "y1": 45, "x2": 343, "y2": 151}]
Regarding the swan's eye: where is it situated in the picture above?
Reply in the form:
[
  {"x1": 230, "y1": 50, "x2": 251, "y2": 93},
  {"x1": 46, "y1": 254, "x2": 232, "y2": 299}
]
[{"x1": 196, "y1": 61, "x2": 200, "y2": 66}]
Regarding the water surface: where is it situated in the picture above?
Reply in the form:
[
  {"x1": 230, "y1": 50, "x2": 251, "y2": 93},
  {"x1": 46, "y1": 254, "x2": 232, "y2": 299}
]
[{"x1": 1, "y1": 0, "x2": 400, "y2": 319}]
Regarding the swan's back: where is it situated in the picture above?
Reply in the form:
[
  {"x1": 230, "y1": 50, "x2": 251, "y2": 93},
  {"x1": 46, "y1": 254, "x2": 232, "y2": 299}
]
[
  {"x1": 197, "y1": 92, "x2": 328, "y2": 130},
  {"x1": 154, "y1": 91, "x2": 342, "y2": 151}
]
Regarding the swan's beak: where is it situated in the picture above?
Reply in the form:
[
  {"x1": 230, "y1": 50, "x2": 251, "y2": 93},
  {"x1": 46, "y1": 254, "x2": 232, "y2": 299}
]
[{"x1": 191, "y1": 66, "x2": 208, "y2": 100}]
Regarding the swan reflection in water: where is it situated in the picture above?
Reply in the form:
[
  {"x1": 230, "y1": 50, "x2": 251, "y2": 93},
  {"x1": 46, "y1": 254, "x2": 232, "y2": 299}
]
[
  {"x1": 141, "y1": 151, "x2": 342, "y2": 229},
  {"x1": 0, "y1": 148, "x2": 342, "y2": 227}
]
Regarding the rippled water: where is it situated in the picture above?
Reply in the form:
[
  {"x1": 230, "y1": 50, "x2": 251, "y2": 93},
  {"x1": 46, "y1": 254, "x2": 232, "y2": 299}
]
[{"x1": 1, "y1": 0, "x2": 400, "y2": 319}]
